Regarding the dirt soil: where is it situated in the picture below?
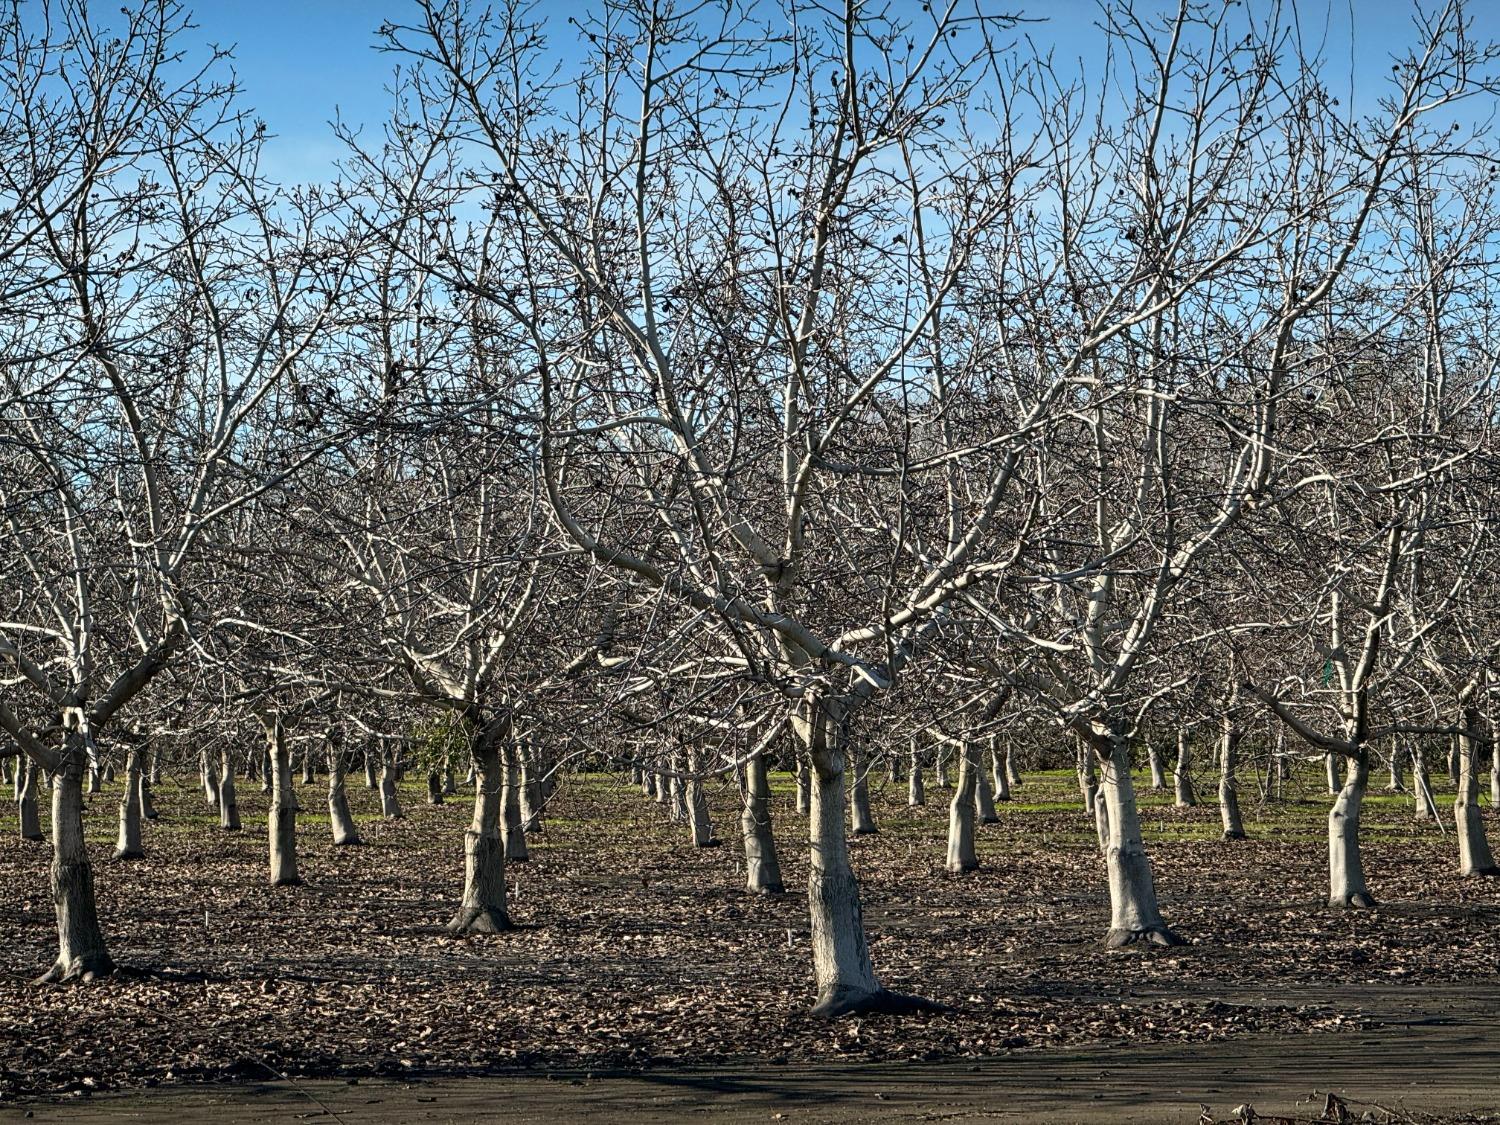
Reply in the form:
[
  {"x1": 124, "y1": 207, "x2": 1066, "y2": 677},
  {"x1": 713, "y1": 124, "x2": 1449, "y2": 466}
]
[{"x1": 2, "y1": 767, "x2": 1499, "y2": 1121}]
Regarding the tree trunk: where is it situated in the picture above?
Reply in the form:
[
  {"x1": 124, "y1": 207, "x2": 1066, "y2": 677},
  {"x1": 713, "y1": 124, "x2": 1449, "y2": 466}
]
[
  {"x1": 113, "y1": 747, "x2": 145, "y2": 860},
  {"x1": 103, "y1": 761, "x2": 115, "y2": 783},
  {"x1": 139, "y1": 750, "x2": 157, "y2": 821},
  {"x1": 885, "y1": 752, "x2": 900, "y2": 784},
  {"x1": 379, "y1": 755, "x2": 403, "y2": 819},
  {"x1": 974, "y1": 741, "x2": 1000, "y2": 824},
  {"x1": 990, "y1": 738, "x2": 1010, "y2": 802},
  {"x1": 218, "y1": 750, "x2": 241, "y2": 831},
  {"x1": 1447, "y1": 736, "x2": 1461, "y2": 784},
  {"x1": 266, "y1": 716, "x2": 301, "y2": 887},
  {"x1": 260, "y1": 744, "x2": 272, "y2": 794},
  {"x1": 364, "y1": 752, "x2": 378, "y2": 789},
  {"x1": 1218, "y1": 718, "x2": 1245, "y2": 841},
  {"x1": 946, "y1": 741, "x2": 979, "y2": 873},
  {"x1": 443, "y1": 763, "x2": 456, "y2": 796},
  {"x1": 1006, "y1": 743, "x2": 1022, "y2": 788},
  {"x1": 1096, "y1": 726, "x2": 1181, "y2": 947},
  {"x1": 800, "y1": 697, "x2": 885, "y2": 1018},
  {"x1": 327, "y1": 747, "x2": 361, "y2": 846},
  {"x1": 1491, "y1": 731, "x2": 1500, "y2": 808},
  {"x1": 38, "y1": 741, "x2": 115, "y2": 982},
  {"x1": 449, "y1": 730, "x2": 509, "y2": 934},
  {"x1": 502, "y1": 741, "x2": 528, "y2": 862},
  {"x1": 18, "y1": 758, "x2": 43, "y2": 841},
  {"x1": 1328, "y1": 753, "x2": 1373, "y2": 908},
  {"x1": 426, "y1": 769, "x2": 444, "y2": 805},
  {"x1": 1454, "y1": 707, "x2": 1498, "y2": 877},
  {"x1": 1324, "y1": 751, "x2": 1340, "y2": 796},
  {"x1": 795, "y1": 756, "x2": 810, "y2": 816},
  {"x1": 907, "y1": 743, "x2": 925, "y2": 807},
  {"x1": 1413, "y1": 747, "x2": 1439, "y2": 820},
  {"x1": 1386, "y1": 742, "x2": 1407, "y2": 792},
  {"x1": 849, "y1": 748, "x2": 877, "y2": 835},
  {"x1": 522, "y1": 745, "x2": 545, "y2": 833},
  {"x1": 687, "y1": 747, "x2": 717, "y2": 847},
  {"x1": 202, "y1": 748, "x2": 220, "y2": 810},
  {"x1": 87, "y1": 765, "x2": 101, "y2": 795},
  {"x1": 1077, "y1": 737, "x2": 1098, "y2": 815},
  {"x1": 1173, "y1": 730, "x2": 1196, "y2": 808},
  {"x1": 934, "y1": 745, "x2": 951, "y2": 789},
  {"x1": 302, "y1": 749, "x2": 316, "y2": 786},
  {"x1": 740, "y1": 753, "x2": 783, "y2": 893},
  {"x1": 1147, "y1": 740, "x2": 1166, "y2": 790}
]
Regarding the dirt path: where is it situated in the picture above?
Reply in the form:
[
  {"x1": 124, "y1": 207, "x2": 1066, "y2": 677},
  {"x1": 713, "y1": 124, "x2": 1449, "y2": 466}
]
[{"x1": 8, "y1": 1009, "x2": 1497, "y2": 1124}]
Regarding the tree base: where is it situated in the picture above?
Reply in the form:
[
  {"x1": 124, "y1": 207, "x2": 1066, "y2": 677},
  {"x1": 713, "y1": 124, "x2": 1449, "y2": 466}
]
[
  {"x1": 35, "y1": 950, "x2": 116, "y2": 984},
  {"x1": 694, "y1": 838, "x2": 723, "y2": 849},
  {"x1": 447, "y1": 905, "x2": 511, "y2": 934},
  {"x1": 945, "y1": 859, "x2": 980, "y2": 874},
  {"x1": 332, "y1": 836, "x2": 362, "y2": 847},
  {"x1": 747, "y1": 882, "x2": 785, "y2": 895},
  {"x1": 112, "y1": 847, "x2": 144, "y2": 861},
  {"x1": 1461, "y1": 866, "x2": 1500, "y2": 878},
  {"x1": 270, "y1": 874, "x2": 304, "y2": 888},
  {"x1": 1222, "y1": 830, "x2": 1247, "y2": 841},
  {"x1": 1329, "y1": 892, "x2": 1377, "y2": 909},
  {"x1": 850, "y1": 826, "x2": 879, "y2": 836},
  {"x1": 1105, "y1": 923, "x2": 1185, "y2": 948},
  {"x1": 809, "y1": 987, "x2": 953, "y2": 1020}
]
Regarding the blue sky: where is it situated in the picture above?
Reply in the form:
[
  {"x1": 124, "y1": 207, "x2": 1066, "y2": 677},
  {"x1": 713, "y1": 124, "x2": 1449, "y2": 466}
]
[{"x1": 191, "y1": 0, "x2": 1448, "y2": 185}]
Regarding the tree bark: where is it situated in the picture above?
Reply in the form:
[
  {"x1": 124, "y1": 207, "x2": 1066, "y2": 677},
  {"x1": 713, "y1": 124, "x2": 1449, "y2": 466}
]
[
  {"x1": 687, "y1": 747, "x2": 717, "y2": 847},
  {"x1": 201, "y1": 748, "x2": 220, "y2": 810},
  {"x1": 1077, "y1": 737, "x2": 1098, "y2": 815},
  {"x1": 1325, "y1": 751, "x2": 1340, "y2": 796},
  {"x1": 1454, "y1": 706, "x2": 1498, "y2": 877},
  {"x1": 139, "y1": 748, "x2": 157, "y2": 821},
  {"x1": 18, "y1": 758, "x2": 43, "y2": 840},
  {"x1": 1328, "y1": 752, "x2": 1374, "y2": 908},
  {"x1": 363, "y1": 752, "x2": 378, "y2": 789},
  {"x1": 327, "y1": 746, "x2": 361, "y2": 846},
  {"x1": 1386, "y1": 742, "x2": 1407, "y2": 793},
  {"x1": 379, "y1": 749, "x2": 403, "y2": 819},
  {"x1": 1413, "y1": 746, "x2": 1439, "y2": 820},
  {"x1": 38, "y1": 738, "x2": 115, "y2": 982},
  {"x1": 740, "y1": 753, "x2": 783, "y2": 893},
  {"x1": 795, "y1": 756, "x2": 810, "y2": 816},
  {"x1": 448, "y1": 727, "x2": 509, "y2": 934},
  {"x1": 113, "y1": 747, "x2": 144, "y2": 860},
  {"x1": 800, "y1": 696, "x2": 885, "y2": 1017},
  {"x1": 302, "y1": 749, "x2": 316, "y2": 786},
  {"x1": 427, "y1": 769, "x2": 444, "y2": 805},
  {"x1": 1218, "y1": 717, "x2": 1245, "y2": 841},
  {"x1": 907, "y1": 743, "x2": 925, "y2": 807},
  {"x1": 974, "y1": 740, "x2": 1000, "y2": 824},
  {"x1": 990, "y1": 737, "x2": 1010, "y2": 802},
  {"x1": 502, "y1": 741, "x2": 528, "y2": 862},
  {"x1": 946, "y1": 740, "x2": 979, "y2": 873},
  {"x1": 266, "y1": 716, "x2": 301, "y2": 887},
  {"x1": 522, "y1": 743, "x2": 545, "y2": 833},
  {"x1": 1096, "y1": 725, "x2": 1181, "y2": 947},
  {"x1": 1147, "y1": 739, "x2": 1166, "y2": 790},
  {"x1": 1173, "y1": 730, "x2": 1196, "y2": 808},
  {"x1": 849, "y1": 747, "x2": 877, "y2": 835},
  {"x1": 1006, "y1": 743, "x2": 1022, "y2": 788},
  {"x1": 218, "y1": 750, "x2": 241, "y2": 831}
]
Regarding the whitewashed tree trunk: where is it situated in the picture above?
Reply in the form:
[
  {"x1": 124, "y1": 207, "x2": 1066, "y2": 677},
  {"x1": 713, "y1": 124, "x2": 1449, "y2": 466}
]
[
  {"x1": 87, "y1": 765, "x2": 100, "y2": 795},
  {"x1": 266, "y1": 717, "x2": 301, "y2": 887},
  {"x1": 1447, "y1": 736, "x2": 1461, "y2": 784},
  {"x1": 364, "y1": 752, "x2": 379, "y2": 789},
  {"x1": 259, "y1": 744, "x2": 272, "y2": 794},
  {"x1": 201, "y1": 748, "x2": 219, "y2": 810},
  {"x1": 974, "y1": 741, "x2": 999, "y2": 824},
  {"x1": 1219, "y1": 717, "x2": 1245, "y2": 841},
  {"x1": 18, "y1": 758, "x2": 43, "y2": 840},
  {"x1": 1414, "y1": 746, "x2": 1439, "y2": 820},
  {"x1": 1490, "y1": 733, "x2": 1500, "y2": 807},
  {"x1": 885, "y1": 752, "x2": 900, "y2": 784},
  {"x1": 1147, "y1": 740, "x2": 1166, "y2": 790},
  {"x1": 849, "y1": 747, "x2": 877, "y2": 835},
  {"x1": 1325, "y1": 752, "x2": 1340, "y2": 796},
  {"x1": 907, "y1": 743, "x2": 925, "y2": 807},
  {"x1": 1454, "y1": 707, "x2": 1498, "y2": 878},
  {"x1": 687, "y1": 747, "x2": 716, "y2": 847},
  {"x1": 39, "y1": 736, "x2": 114, "y2": 982},
  {"x1": 522, "y1": 743, "x2": 545, "y2": 833},
  {"x1": 327, "y1": 747, "x2": 361, "y2": 846},
  {"x1": 139, "y1": 750, "x2": 157, "y2": 821},
  {"x1": 795, "y1": 756, "x2": 810, "y2": 815},
  {"x1": 1174, "y1": 730, "x2": 1196, "y2": 808},
  {"x1": 302, "y1": 749, "x2": 316, "y2": 786},
  {"x1": 449, "y1": 730, "x2": 509, "y2": 934},
  {"x1": 800, "y1": 696, "x2": 884, "y2": 1017},
  {"x1": 218, "y1": 750, "x2": 240, "y2": 831},
  {"x1": 1386, "y1": 742, "x2": 1407, "y2": 792},
  {"x1": 740, "y1": 753, "x2": 783, "y2": 894},
  {"x1": 379, "y1": 746, "x2": 403, "y2": 819},
  {"x1": 1328, "y1": 753, "x2": 1374, "y2": 908},
  {"x1": 1077, "y1": 737, "x2": 1098, "y2": 815},
  {"x1": 1096, "y1": 726, "x2": 1181, "y2": 947},
  {"x1": 113, "y1": 747, "x2": 144, "y2": 860},
  {"x1": 1006, "y1": 743, "x2": 1022, "y2": 788},
  {"x1": 502, "y1": 741, "x2": 528, "y2": 862},
  {"x1": 946, "y1": 741, "x2": 979, "y2": 873},
  {"x1": 990, "y1": 737, "x2": 1010, "y2": 802}
]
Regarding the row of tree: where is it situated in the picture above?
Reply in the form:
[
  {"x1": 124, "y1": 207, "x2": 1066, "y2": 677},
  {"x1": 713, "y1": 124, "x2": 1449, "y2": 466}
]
[{"x1": 4, "y1": 0, "x2": 1500, "y2": 1015}]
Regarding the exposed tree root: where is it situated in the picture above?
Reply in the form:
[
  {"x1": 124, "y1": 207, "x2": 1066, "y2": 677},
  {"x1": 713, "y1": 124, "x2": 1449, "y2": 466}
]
[
  {"x1": 1106, "y1": 923, "x2": 1185, "y2": 949},
  {"x1": 809, "y1": 988, "x2": 954, "y2": 1019},
  {"x1": 446, "y1": 906, "x2": 512, "y2": 934},
  {"x1": 34, "y1": 951, "x2": 116, "y2": 985},
  {"x1": 1329, "y1": 892, "x2": 1377, "y2": 909}
]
